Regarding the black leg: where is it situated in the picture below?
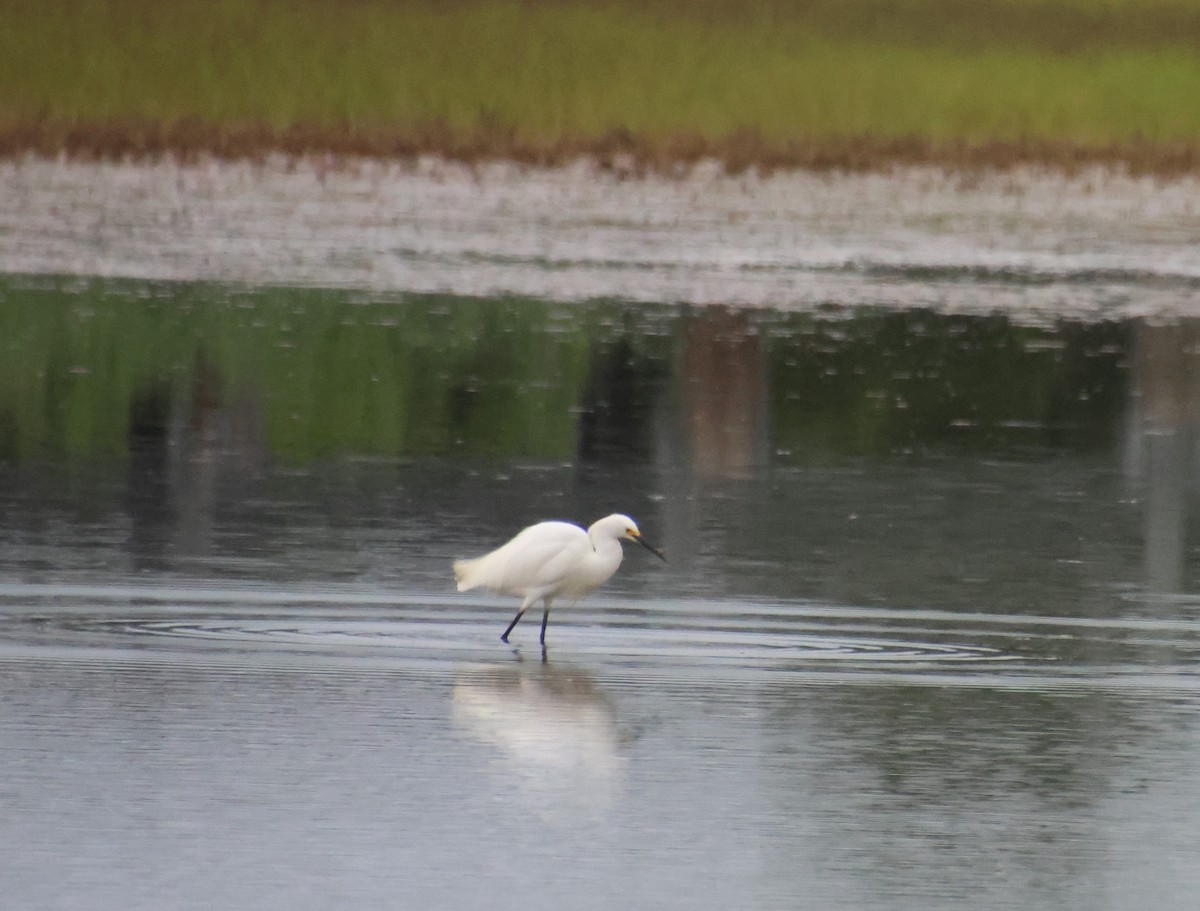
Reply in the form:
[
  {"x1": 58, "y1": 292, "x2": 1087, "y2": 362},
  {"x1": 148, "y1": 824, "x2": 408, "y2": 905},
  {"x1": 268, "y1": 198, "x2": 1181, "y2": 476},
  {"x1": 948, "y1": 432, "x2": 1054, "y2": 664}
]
[
  {"x1": 539, "y1": 603, "x2": 551, "y2": 645},
  {"x1": 501, "y1": 609, "x2": 525, "y2": 642}
]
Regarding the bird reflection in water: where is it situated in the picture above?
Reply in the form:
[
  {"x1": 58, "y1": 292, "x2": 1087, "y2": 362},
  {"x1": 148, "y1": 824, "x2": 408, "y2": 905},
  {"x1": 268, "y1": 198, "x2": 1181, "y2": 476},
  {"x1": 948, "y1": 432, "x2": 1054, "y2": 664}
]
[{"x1": 451, "y1": 659, "x2": 629, "y2": 820}]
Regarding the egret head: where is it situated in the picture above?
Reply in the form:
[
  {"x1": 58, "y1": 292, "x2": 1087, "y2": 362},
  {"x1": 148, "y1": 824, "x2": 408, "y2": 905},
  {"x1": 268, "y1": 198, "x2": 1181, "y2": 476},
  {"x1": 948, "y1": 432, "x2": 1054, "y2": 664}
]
[{"x1": 601, "y1": 513, "x2": 666, "y2": 561}]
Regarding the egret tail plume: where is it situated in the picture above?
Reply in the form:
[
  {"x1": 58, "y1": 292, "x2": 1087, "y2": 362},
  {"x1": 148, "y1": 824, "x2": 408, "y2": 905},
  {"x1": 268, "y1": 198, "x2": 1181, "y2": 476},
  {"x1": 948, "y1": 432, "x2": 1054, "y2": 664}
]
[{"x1": 453, "y1": 558, "x2": 478, "y2": 592}]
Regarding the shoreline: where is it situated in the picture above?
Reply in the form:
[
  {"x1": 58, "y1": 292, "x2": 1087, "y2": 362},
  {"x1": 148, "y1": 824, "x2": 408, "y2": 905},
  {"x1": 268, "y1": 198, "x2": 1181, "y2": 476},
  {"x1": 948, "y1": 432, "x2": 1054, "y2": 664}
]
[{"x1": 4, "y1": 120, "x2": 1200, "y2": 177}]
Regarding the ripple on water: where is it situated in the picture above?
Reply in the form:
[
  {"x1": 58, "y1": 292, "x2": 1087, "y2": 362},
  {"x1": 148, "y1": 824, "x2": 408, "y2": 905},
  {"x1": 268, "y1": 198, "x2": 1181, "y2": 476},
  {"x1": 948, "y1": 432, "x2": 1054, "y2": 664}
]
[{"x1": 1, "y1": 582, "x2": 1198, "y2": 695}]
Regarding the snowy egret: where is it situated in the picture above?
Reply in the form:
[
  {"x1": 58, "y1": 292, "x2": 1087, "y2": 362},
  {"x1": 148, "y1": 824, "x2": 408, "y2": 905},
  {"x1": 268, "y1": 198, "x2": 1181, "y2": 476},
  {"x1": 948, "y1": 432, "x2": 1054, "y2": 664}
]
[{"x1": 453, "y1": 514, "x2": 666, "y2": 645}]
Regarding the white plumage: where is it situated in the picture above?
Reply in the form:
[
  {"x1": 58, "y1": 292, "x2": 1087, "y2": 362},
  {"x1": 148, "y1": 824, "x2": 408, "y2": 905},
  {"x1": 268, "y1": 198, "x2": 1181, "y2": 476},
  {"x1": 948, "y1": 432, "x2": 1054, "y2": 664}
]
[{"x1": 453, "y1": 513, "x2": 665, "y2": 644}]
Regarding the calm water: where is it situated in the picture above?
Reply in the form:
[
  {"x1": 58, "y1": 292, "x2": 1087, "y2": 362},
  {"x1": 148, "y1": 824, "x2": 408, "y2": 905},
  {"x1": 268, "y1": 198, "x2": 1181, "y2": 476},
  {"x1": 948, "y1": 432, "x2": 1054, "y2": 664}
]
[{"x1": 2, "y1": 162, "x2": 1200, "y2": 910}]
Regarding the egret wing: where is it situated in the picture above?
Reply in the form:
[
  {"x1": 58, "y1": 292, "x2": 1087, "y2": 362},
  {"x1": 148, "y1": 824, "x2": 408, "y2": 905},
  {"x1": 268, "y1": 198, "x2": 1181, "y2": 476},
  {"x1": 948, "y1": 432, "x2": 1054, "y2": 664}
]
[{"x1": 458, "y1": 521, "x2": 590, "y2": 596}]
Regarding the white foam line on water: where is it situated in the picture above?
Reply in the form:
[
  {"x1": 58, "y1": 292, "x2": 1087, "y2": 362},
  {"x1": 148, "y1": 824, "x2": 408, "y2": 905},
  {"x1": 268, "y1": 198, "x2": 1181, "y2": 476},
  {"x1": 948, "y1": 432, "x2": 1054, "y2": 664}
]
[
  {"x1": 4, "y1": 581, "x2": 1199, "y2": 637},
  {"x1": 0, "y1": 641, "x2": 479, "y2": 678},
  {"x1": 617, "y1": 598, "x2": 1200, "y2": 635},
  {"x1": 0, "y1": 581, "x2": 457, "y2": 607},
  {"x1": 3, "y1": 637, "x2": 1196, "y2": 701},
  {"x1": 739, "y1": 668, "x2": 1200, "y2": 696},
  {"x1": 4, "y1": 609, "x2": 1198, "y2": 699}
]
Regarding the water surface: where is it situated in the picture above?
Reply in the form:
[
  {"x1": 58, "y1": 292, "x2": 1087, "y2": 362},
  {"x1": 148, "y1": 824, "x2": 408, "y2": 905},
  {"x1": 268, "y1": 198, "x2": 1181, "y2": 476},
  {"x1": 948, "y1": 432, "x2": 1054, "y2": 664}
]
[{"x1": 2, "y1": 162, "x2": 1200, "y2": 909}]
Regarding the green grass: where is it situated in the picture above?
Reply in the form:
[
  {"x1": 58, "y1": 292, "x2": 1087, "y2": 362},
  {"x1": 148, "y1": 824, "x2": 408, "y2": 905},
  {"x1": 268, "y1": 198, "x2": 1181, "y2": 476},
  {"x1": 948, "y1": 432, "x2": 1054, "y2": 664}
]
[{"x1": 2, "y1": 0, "x2": 1200, "y2": 167}]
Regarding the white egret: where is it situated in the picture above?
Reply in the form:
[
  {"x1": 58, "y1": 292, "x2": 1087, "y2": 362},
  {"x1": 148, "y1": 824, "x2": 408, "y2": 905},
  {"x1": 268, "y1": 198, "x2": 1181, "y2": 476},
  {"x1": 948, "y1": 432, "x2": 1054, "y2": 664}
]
[{"x1": 453, "y1": 514, "x2": 666, "y2": 644}]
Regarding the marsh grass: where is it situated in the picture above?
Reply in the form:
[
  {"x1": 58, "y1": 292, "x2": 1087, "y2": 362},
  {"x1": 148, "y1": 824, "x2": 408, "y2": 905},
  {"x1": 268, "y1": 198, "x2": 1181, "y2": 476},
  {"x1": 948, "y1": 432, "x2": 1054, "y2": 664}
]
[{"x1": 2, "y1": 0, "x2": 1200, "y2": 169}]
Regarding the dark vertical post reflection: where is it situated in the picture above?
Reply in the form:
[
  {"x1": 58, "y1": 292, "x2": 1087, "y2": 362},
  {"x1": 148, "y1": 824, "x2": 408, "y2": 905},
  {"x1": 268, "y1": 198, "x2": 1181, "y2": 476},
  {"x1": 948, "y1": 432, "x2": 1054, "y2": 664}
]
[
  {"x1": 1129, "y1": 320, "x2": 1200, "y2": 593},
  {"x1": 126, "y1": 349, "x2": 267, "y2": 571},
  {"x1": 172, "y1": 351, "x2": 225, "y2": 561},
  {"x1": 126, "y1": 384, "x2": 174, "y2": 571},
  {"x1": 577, "y1": 336, "x2": 659, "y2": 461},
  {"x1": 656, "y1": 305, "x2": 770, "y2": 579},
  {"x1": 679, "y1": 306, "x2": 769, "y2": 481}
]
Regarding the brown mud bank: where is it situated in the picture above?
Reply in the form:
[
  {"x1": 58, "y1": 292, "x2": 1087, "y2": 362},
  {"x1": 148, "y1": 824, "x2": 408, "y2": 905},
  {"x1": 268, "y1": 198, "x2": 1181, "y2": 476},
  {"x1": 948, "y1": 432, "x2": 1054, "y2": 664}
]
[{"x1": 4, "y1": 117, "x2": 1200, "y2": 177}]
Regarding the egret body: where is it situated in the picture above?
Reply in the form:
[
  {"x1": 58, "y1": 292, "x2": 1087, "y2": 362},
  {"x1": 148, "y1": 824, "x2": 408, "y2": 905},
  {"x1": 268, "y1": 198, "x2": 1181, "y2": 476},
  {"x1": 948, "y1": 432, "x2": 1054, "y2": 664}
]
[{"x1": 453, "y1": 513, "x2": 665, "y2": 644}]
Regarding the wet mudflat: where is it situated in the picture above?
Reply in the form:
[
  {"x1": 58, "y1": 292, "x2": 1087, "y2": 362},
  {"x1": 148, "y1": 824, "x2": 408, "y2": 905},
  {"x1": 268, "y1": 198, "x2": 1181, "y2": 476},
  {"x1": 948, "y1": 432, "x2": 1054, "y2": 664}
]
[{"x1": 1, "y1": 159, "x2": 1200, "y2": 909}]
